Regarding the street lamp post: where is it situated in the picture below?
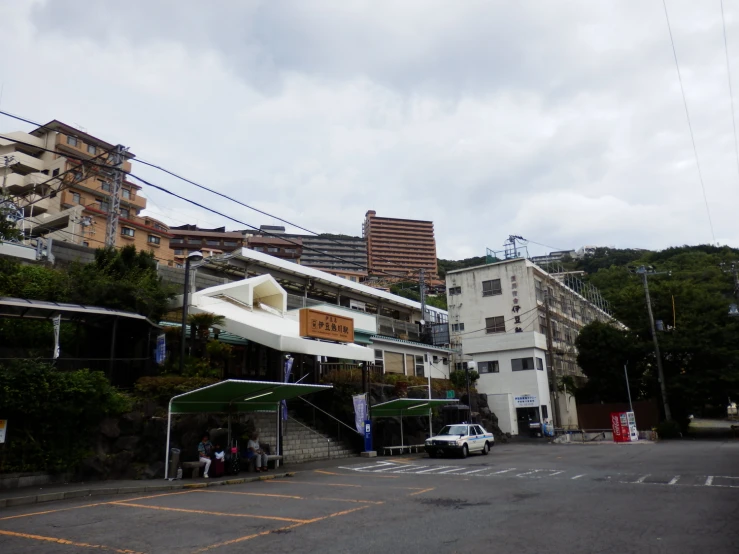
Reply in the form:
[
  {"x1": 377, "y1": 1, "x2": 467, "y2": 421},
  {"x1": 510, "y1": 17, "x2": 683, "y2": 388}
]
[
  {"x1": 466, "y1": 360, "x2": 476, "y2": 422},
  {"x1": 179, "y1": 251, "x2": 204, "y2": 374}
]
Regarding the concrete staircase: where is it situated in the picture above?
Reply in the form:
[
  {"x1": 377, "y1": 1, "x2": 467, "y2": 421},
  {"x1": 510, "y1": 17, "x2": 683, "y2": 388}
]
[{"x1": 249, "y1": 413, "x2": 357, "y2": 465}]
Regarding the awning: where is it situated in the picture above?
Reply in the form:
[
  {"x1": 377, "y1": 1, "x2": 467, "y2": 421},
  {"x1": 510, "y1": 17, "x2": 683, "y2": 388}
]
[
  {"x1": 169, "y1": 379, "x2": 333, "y2": 414},
  {"x1": 164, "y1": 379, "x2": 334, "y2": 478},
  {"x1": 371, "y1": 398, "x2": 459, "y2": 418},
  {"x1": 0, "y1": 296, "x2": 160, "y2": 327}
]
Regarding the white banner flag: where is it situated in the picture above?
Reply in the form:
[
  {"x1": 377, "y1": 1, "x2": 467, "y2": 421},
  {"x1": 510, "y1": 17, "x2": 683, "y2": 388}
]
[
  {"x1": 352, "y1": 394, "x2": 367, "y2": 434},
  {"x1": 52, "y1": 315, "x2": 61, "y2": 359}
]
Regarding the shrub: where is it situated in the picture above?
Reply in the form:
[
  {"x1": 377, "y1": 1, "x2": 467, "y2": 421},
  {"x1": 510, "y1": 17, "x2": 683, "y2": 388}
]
[
  {"x1": 449, "y1": 369, "x2": 479, "y2": 390},
  {"x1": 655, "y1": 419, "x2": 683, "y2": 439},
  {"x1": 133, "y1": 375, "x2": 219, "y2": 406},
  {"x1": 0, "y1": 360, "x2": 131, "y2": 473}
]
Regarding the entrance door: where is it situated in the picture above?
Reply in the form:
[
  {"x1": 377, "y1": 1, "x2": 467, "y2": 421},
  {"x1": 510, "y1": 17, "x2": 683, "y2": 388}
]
[{"x1": 516, "y1": 407, "x2": 540, "y2": 436}]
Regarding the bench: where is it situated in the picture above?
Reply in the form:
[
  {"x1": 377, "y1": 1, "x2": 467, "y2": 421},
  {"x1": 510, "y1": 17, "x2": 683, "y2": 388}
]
[
  {"x1": 181, "y1": 461, "x2": 203, "y2": 479},
  {"x1": 382, "y1": 444, "x2": 426, "y2": 456},
  {"x1": 244, "y1": 454, "x2": 283, "y2": 472}
]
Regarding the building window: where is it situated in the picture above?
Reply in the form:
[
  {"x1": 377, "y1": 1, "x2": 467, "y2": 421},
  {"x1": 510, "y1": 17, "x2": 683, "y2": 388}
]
[
  {"x1": 66, "y1": 136, "x2": 78, "y2": 147},
  {"x1": 120, "y1": 208, "x2": 129, "y2": 219},
  {"x1": 97, "y1": 198, "x2": 110, "y2": 212},
  {"x1": 415, "y1": 355, "x2": 425, "y2": 377},
  {"x1": 206, "y1": 240, "x2": 220, "y2": 246},
  {"x1": 267, "y1": 247, "x2": 279, "y2": 253},
  {"x1": 448, "y1": 286, "x2": 461, "y2": 296},
  {"x1": 485, "y1": 316, "x2": 506, "y2": 334},
  {"x1": 121, "y1": 227, "x2": 135, "y2": 237},
  {"x1": 253, "y1": 247, "x2": 264, "y2": 252},
  {"x1": 511, "y1": 357, "x2": 535, "y2": 371},
  {"x1": 478, "y1": 361, "x2": 499, "y2": 374},
  {"x1": 87, "y1": 144, "x2": 97, "y2": 155},
  {"x1": 175, "y1": 263, "x2": 184, "y2": 269},
  {"x1": 171, "y1": 238, "x2": 184, "y2": 245},
  {"x1": 72, "y1": 192, "x2": 81, "y2": 204},
  {"x1": 541, "y1": 405, "x2": 549, "y2": 419},
  {"x1": 122, "y1": 188, "x2": 131, "y2": 199},
  {"x1": 174, "y1": 249, "x2": 184, "y2": 255},
  {"x1": 374, "y1": 350, "x2": 384, "y2": 372},
  {"x1": 285, "y1": 248, "x2": 296, "y2": 253},
  {"x1": 539, "y1": 315, "x2": 548, "y2": 335},
  {"x1": 186, "y1": 238, "x2": 201, "y2": 244},
  {"x1": 536, "y1": 357, "x2": 544, "y2": 371},
  {"x1": 148, "y1": 235, "x2": 161, "y2": 245},
  {"x1": 535, "y1": 280, "x2": 544, "y2": 302},
  {"x1": 82, "y1": 241, "x2": 89, "y2": 247},
  {"x1": 451, "y1": 323, "x2": 465, "y2": 332},
  {"x1": 100, "y1": 180, "x2": 111, "y2": 192},
  {"x1": 482, "y1": 279, "x2": 502, "y2": 297},
  {"x1": 52, "y1": 168, "x2": 60, "y2": 177},
  {"x1": 223, "y1": 241, "x2": 238, "y2": 246}
]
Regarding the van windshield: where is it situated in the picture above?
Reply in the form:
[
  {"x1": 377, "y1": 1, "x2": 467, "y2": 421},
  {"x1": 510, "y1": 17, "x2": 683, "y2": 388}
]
[{"x1": 438, "y1": 425, "x2": 467, "y2": 436}]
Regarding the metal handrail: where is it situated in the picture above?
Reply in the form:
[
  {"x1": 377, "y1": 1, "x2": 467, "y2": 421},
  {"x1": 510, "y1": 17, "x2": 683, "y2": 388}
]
[{"x1": 297, "y1": 396, "x2": 362, "y2": 436}]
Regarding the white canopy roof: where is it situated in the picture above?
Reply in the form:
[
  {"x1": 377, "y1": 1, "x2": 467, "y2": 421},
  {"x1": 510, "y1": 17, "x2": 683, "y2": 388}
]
[{"x1": 185, "y1": 274, "x2": 374, "y2": 362}]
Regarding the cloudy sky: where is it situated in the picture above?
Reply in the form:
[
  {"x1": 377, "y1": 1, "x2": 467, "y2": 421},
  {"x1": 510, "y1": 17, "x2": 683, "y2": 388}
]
[{"x1": 2, "y1": 0, "x2": 739, "y2": 259}]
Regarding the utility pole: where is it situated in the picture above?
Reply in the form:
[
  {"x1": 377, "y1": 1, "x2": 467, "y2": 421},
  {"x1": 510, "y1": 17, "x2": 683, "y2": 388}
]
[
  {"x1": 636, "y1": 266, "x2": 672, "y2": 421},
  {"x1": 104, "y1": 145, "x2": 128, "y2": 248},
  {"x1": 544, "y1": 292, "x2": 561, "y2": 427},
  {"x1": 418, "y1": 268, "x2": 432, "y2": 433}
]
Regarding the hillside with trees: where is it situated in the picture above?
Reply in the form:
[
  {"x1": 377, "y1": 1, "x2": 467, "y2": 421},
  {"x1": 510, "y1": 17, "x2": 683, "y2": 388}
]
[{"x1": 571, "y1": 245, "x2": 739, "y2": 425}]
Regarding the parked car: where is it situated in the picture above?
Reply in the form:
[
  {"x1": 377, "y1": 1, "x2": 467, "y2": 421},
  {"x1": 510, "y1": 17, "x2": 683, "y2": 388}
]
[{"x1": 424, "y1": 423, "x2": 494, "y2": 458}]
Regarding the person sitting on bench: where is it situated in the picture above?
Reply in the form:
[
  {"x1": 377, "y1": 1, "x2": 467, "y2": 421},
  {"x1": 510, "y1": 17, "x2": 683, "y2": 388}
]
[
  {"x1": 245, "y1": 431, "x2": 268, "y2": 472},
  {"x1": 198, "y1": 433, "x2": 213, "y2": 478}
]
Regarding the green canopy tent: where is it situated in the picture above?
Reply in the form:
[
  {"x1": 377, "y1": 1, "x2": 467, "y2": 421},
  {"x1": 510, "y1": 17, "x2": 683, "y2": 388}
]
[
  {"x1": 371, "y1": 398, "x2": 459, "y2": 449},
  {"x1": 165, "y1": 379, "x2": 333, "y2": 478}
]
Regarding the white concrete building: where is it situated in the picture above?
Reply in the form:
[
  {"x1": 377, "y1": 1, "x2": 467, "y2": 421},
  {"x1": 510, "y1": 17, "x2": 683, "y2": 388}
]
[{"x1": 446, "y1": 257, "x2": 621, "y2": 435}]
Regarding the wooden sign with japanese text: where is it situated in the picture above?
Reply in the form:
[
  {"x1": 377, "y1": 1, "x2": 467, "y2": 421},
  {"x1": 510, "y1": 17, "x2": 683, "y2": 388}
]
[{"x1": 299, "y1": 308, "x2": 354, "y2": 343}]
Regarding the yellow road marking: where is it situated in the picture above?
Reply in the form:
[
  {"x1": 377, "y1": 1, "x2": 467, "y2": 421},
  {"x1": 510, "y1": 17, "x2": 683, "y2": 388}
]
[
  {"x1": 194, "y1": 489, "x2": 382, "y2": 504},
  {"x1": 0, "y1": 529, "x2": 144, "y2": 553},
  {"x1": 0, "y1": 490, "x2": 196, "y2": 522},
  {"x1": 314, "y1": 470, "x2": 342, "y2": 475},
  {"x1": 409, "y1": 487, "x2": 436, "y2": 496},
  {"x1": 110, "y1": 501, "x2": 309, "y2": 523},
  {"x1": 266, "y1": 480, "x2": 363, "y2": 488},
  {"x1": 193, "y1": 505, "x2": 371, "y2": 552}
]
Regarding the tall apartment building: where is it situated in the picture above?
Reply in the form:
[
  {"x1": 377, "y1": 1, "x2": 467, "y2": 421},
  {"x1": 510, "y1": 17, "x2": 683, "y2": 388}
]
[
  {"x1": 0, "y1": 120, "x2": 173, "y2": 264},
  {"x1": 243, "y1": 226, "x2": 368, "y2": 283},
  {"x1": 169, "y1": 225, "x2": 244, "y2": 265},
  {"x1": 363, "y1": 210, "x2": 437, "y2": 278},
  {"x1": 446, "y1": 257, "x2": 622, "y2": 435}
]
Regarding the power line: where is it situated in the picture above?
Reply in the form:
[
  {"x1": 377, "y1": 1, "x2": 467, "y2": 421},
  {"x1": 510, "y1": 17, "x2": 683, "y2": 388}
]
[
  {"x1": 720, "y1": 0, "x2": 739, "y2": 185},
  {"x1": 662, "y1": 0, "x2": 717, "y2": 244},
  {"x1": 126, "y1": 172, "x2": 429, "y2": 284},
  {"x1": 1, "y1": 109, "x2": 431, "y2": 279}
]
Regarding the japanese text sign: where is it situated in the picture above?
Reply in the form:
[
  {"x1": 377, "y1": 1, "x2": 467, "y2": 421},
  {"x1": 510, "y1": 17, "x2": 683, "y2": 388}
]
[{"x1": 299, "y1": 308, "x2": 355, "y2": 343}]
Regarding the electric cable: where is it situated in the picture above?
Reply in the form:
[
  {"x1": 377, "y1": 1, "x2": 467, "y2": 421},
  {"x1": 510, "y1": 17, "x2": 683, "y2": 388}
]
[{"x1": 720, "y1": 0, "x2": 739, "y2": 186}]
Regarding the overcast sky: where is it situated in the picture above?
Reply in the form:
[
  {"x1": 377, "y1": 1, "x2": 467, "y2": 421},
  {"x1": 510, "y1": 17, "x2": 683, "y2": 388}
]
[{"x1": 2, "y1": 1, "x2": 739, "y2": 259}]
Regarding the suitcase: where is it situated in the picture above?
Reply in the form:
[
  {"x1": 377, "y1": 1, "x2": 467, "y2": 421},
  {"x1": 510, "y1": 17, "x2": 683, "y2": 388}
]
[{"x1": 227, "y1": 440, "x2": 240, "y2": 475}]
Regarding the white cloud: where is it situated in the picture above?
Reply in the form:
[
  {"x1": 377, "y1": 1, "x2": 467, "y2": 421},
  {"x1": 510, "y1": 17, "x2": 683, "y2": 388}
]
[{"x1": 2, "y1": 0, "x2": 739, "y2": 258}]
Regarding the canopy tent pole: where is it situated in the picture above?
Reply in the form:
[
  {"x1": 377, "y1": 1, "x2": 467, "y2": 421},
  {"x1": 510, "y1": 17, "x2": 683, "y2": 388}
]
[
  {"x1": 227, "y1": 413, "x2": 232, "y2": 450},
  {"x1": 400, "y1": 411, "x2": 404, "y2": 450},
  {"x1": 276, "y1": 402, "x2": 280, "y2": 469},
  {"x1": 164, "y1": 403, "x2": 172, "y2": 479}
]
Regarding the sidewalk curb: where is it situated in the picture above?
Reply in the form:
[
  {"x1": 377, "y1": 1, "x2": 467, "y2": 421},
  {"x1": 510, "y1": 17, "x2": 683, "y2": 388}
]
[{"x1": 0, "y1": 472, "x2": 296, "y2": 509}]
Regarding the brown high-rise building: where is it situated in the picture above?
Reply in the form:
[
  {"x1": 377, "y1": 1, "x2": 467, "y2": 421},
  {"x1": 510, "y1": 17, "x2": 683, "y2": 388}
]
[{"x1": 363, "y1": 210, "x2": 437, "y2": 278}]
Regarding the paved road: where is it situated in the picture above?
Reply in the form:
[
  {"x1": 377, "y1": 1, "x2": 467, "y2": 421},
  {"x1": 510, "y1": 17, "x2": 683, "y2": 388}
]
[{"x1": 0, "y1": 440, "x2": 737, "y2": 553}]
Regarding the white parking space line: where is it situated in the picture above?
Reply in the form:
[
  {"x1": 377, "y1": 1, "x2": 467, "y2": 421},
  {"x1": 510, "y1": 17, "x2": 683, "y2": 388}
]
[
  {"x1": 416, "y1": 466, "x2": 452, "y2": 474},
  {"x1": 372, "y1": 465, "x2": 402, "y2": 472},
  {"x1": 635, "y1": 474, "x2": 650, "y2": 483},
  {"x1": 571, "y1": 474, "x2": 586, "y2": 480},
  {"x1": 393, "y1": 466, "x2": 428, "y2": 473},
  {"x1": 516, "y1": 470, "x2": 542, "y2": 477},
  {"x1": 487, "y1": 468, "x2": 516, "y2": 475},
  {"x1": 705, "y1": 476, "x2": 714, "y2": 486},
  {"x1": 548, "y1": 471, "x2": 565, "y2": 477},
  {"x1": 438, "y1": 467, "x2": 465, "y2": 474},
  {"x1": 668, "y1": 476, "x2": 680, "y2": 485},
  {"x1": 461, "y1": 468, "x2": 488, "y2": 475}
]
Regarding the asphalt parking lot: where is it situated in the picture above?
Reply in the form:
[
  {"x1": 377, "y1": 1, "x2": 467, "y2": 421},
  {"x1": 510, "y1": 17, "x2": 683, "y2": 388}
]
[{"x1": 1, "y1": 439, "x2": 737, "y2": 553}]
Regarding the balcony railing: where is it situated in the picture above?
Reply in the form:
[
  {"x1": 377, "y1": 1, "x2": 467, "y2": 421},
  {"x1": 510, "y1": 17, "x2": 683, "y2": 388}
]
[{"x1": 377, "y1": 315, "x2": 420, "y2": 342}]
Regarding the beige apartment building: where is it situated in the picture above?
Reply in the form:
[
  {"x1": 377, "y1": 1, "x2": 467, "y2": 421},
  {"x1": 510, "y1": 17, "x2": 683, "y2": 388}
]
[
  {"x1": 362, "y1": 210, "x2": 437, "y2": 279},
  {"x1": 0, "y1": 120, "x2": 174, "y2": 264}
]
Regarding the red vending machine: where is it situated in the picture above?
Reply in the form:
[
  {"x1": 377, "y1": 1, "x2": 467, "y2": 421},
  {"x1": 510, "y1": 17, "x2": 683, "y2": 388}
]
[{"x1": 611, "y1": 411, "x2": 638, "y2": 442}]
